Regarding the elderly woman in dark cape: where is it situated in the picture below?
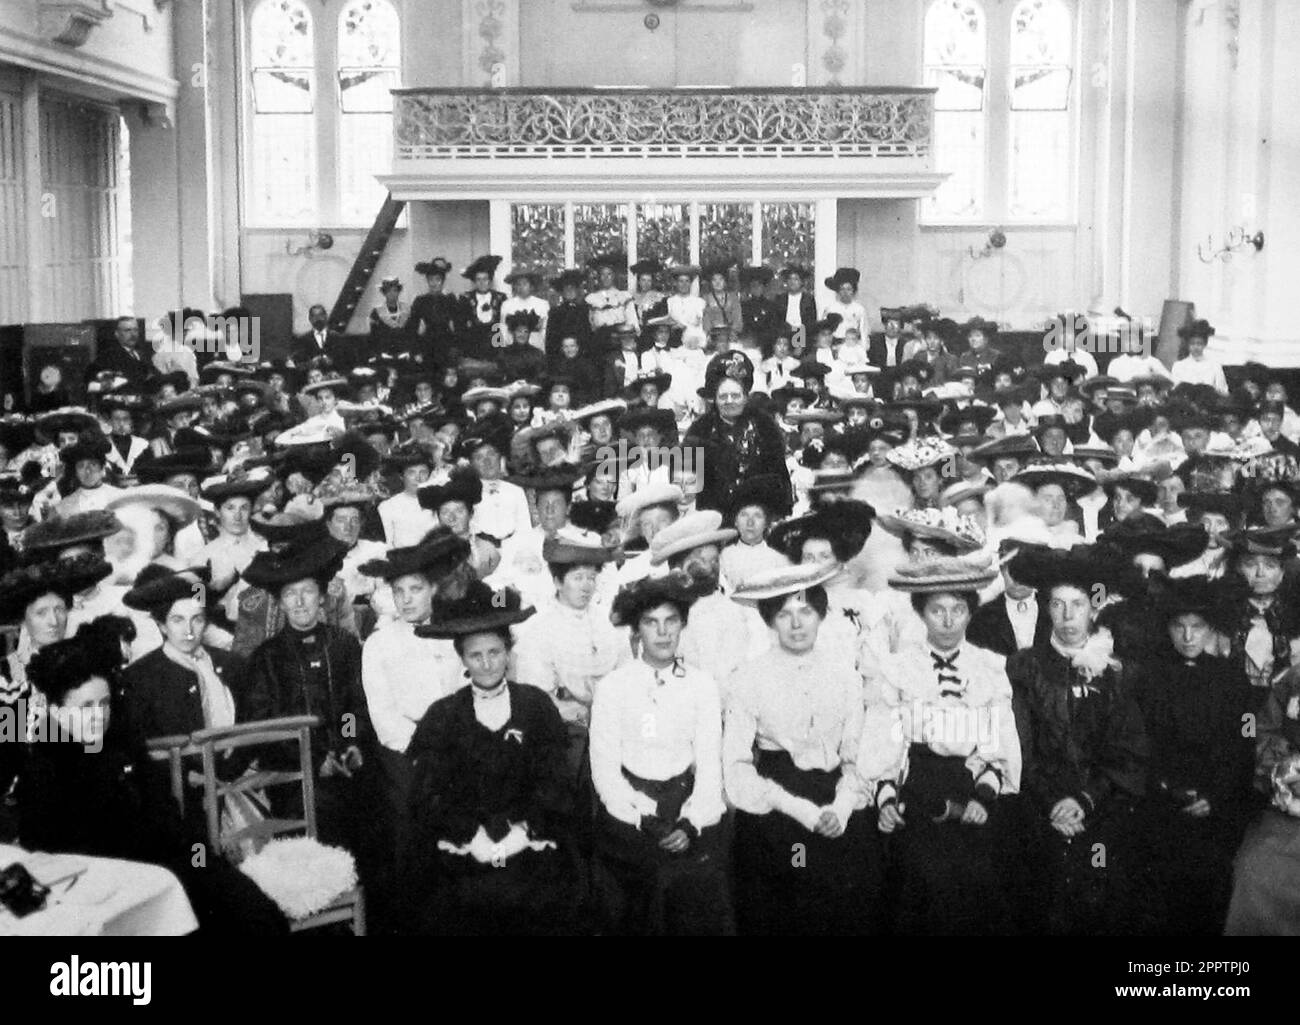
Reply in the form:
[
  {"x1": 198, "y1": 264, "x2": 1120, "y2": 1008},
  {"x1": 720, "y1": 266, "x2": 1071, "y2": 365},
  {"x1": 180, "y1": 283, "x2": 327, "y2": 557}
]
[
  {"x1": 1130, "y1": 575, "x2": 1254, "y2": 934},
  {"x1": 1004, "y1": 544, "x2": 1150, "y2": 934},
  {"x1": 682, "y1": 355, "x2": 792, "y2": 518},
  {"x1": 404, "y1": 583, "x2": 578, "y2": 935}
]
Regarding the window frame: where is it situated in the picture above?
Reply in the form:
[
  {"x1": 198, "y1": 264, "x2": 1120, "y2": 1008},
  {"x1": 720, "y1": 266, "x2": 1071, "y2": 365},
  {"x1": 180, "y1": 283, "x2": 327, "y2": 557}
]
[
  {"x1": 240, "y1": 0, "x2": 400, "y2": 230},
  {"x1": 920, "y1": 0, "x2": 1080, "y2": 229}
]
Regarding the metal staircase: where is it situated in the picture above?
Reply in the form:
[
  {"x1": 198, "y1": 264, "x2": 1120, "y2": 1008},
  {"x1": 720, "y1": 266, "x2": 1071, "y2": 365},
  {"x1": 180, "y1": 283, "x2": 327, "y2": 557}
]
[{"x1": 329, "y1": 194, "x2": 407, "y2": 334}]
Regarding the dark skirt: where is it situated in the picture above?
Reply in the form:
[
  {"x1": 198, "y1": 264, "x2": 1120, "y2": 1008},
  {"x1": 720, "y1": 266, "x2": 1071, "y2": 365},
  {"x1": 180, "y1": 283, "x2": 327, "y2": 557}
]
[
  {"x1": 733, "y1": 749, "x2": 884, "y2": 936},
  {"x1": 1020, "y1": 793, "x2": 1148, "y2": 935},
  {"x1": 888, "y1": 746, "x2": 1016, "y2": 936},
  {"x1": 1226, "y1": 809, "x2": 1300, "y2": 936},
  {"x1": 1133, "y1": 798, "x2": 1244, "y2": 935},
  {"x1": 593, "y1": 767, "x2": 733, "y2": 936},
  {"x1": 417, "y1": 844, "x2": 580, "y2": 936}
]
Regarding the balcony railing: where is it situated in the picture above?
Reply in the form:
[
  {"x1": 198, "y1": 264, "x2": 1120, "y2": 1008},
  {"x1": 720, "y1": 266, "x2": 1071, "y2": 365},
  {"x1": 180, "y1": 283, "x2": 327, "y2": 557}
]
[{"x1": 392, "y1": 87, "x2": 935, "y2": 162}]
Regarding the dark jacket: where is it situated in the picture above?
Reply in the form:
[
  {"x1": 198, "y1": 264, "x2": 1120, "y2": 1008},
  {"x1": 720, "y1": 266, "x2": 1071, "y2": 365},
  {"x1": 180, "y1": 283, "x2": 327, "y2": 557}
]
[
  {"x1": 241, "y1": 623, "x2": 368, "y2": 765},
  {"x1": 405, "y1": 683, "x2": 572, "y2": 870},
  {"x1": 121, "y1": 645, "x2": 245, "y2": 742},
  {"x1": 867, "y1": 333, "x2": 908, "y2": 372},
  {"x1": 683, "y1": 406, "x2": 793, "y2": 517},
  {"x1": 497, "y1": 343, "x2": 548, "y2": 385},
  {"x1": 1007, "y1": 642, "x2": 1148, "y2": 817},
  {"x1": 967, "y1": 595, "x2": 1053, "y2": 658},
  {"x1": 290, "y1": 329, "x2": 351, "y2": 370},
  {"x1": 547, "y1": 354, "x2": 601, "y2": 406},
  {"x1": 88, "y1": 340, "x2": 155, "y2": 391},
  {"x1": 766, "y1": 293, "x2": 817, "y2": 342},
  {"x1": 409, "y1": 292, "x2": 462, "y2": 364},
  {"x1": 458, "y1": 289, "x2": 508, "y2": 354},
  {"x1": 741, "y1": 295, "x2": 781, "y2": 346},
  {"x1": 601, "y1": 351, "x2": 643, "y2": 399}
]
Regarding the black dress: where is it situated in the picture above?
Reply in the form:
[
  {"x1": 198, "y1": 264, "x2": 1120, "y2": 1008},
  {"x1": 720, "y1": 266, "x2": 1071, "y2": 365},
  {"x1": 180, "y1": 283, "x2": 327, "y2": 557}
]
[
  {"x1": 1008, "y1": 642, "x2": 1150, "y2": 934},
  {"x1": 1132, "y1": 653, "x2": 1254, "y2": 934},
  {"x1": 18, "y1": 732, "x2": 287, "y2": 934},
  {"x1": 408, "y1": 292, "x2": 461, "y2": 365},
  {"x1": 682, "y1": 407, "x2": 793, "y2": 517},
  {"x1": 404, "y1": 683, "x2": 579, "y2": 936}
]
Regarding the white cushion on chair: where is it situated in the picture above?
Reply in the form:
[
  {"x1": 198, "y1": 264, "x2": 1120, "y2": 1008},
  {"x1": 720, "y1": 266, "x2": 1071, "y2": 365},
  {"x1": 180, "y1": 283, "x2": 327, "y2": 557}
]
[{"x1": 238, "y1": 837, "x2": 358, "y2": 920}]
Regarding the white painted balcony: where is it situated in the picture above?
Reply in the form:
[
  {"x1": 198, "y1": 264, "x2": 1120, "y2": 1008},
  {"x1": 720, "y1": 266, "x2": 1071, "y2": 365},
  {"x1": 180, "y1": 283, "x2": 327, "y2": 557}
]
[{"x1": 382, "y1": 86, "x2": 945, "y2": 201}]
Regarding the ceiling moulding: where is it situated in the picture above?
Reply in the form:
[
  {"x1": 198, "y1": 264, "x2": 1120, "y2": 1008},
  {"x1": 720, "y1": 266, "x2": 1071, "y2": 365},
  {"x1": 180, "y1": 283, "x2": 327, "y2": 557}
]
[{"x1": 39, "y1": 0, "x2": 115, "y2": 48}]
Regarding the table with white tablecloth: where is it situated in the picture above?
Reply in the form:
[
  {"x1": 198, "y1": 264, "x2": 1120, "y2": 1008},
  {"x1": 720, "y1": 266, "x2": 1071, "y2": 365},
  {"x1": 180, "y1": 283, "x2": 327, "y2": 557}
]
[{"x1": 0, "y1": 844, "x2": 198, "y2": 937}]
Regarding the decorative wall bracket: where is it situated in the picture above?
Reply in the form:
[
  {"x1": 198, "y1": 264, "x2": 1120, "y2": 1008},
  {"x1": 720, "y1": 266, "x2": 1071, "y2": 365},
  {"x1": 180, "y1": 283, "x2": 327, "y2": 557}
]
[{"x1": 38, "y1": 0, "x2": 114, "y2": 48}]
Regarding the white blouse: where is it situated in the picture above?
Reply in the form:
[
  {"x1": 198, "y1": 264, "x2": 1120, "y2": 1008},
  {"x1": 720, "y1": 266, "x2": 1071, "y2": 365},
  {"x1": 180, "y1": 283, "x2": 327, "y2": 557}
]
[{"x1": 361, "y1": 618, "x2": 466, "y2": 752}]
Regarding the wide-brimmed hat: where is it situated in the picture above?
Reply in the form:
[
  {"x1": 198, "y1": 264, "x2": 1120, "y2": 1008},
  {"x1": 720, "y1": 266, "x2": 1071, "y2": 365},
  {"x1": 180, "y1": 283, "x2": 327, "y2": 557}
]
[
  {"x1": 249, "y1": 501, "x2": 327, "y2": 546},
  {"x1": 887, "y1": 553, "x2": 998, "y2": 594},
  {"x1": 649, "y1": 510, "x2": 738, "y2": 566},
  {"x1": 504, "y1": 310, "x2": 542, "y2": 333},
  {"x1": 418, "y1": 466, "x2": 483, "y2": 511},
  {"x1": 1006, "y1": 543, "x2": 1125, "y2": 594},
  {"x1": 619, "y1": 406, "x2": 677, "y2": 437},
  {"x1": 571, "y1": 398, "x2": 627, "y2": 427},
  {"x1": 0, "y1": 554, "x2": 113, "y2": 622},
  {"x1": 301, "y1": 377, "x2": 350, "y2": 399},
  {"x1": 314, "y1": 477, "x2": 388, "y2": 510},
  {"x1": 939, "y1": 403, "x2": 998, "y2": 437},
  {"x1": 503, "y1": 267, "x2": 543, "y2": 287},
  {"x1": 550, "y1": 267, "x2": 586, "y2": 290},
  {"x1": 624, "y1": 371, "x2": 673, "y2": 398},
  {"x1": 615, "y1": 481, "x2": 684, "y2": 520},
  {"x1": 824, "y1": 268, "x2": 861, "y2": 292},
  {"x1": 877, "y1": 507, "x2": 986, "y2": 552},
  {"x1": 381, "y1": 443, "x2": 435, "y2": 474},
  {"x1": 242, "y1": 536, "x2": 348, "y2": 592},
  {"x1": 768, "y1": 500, "x2": 875, "y2": 563},
  {"x1": 1154, "y1": 573, "x2": 1231, "y2": 628},
  {"x1": 200, "y1": 466, "x2": 274, "y2": 503},
  {"x1": 106, "y1": 484, "x2": 201, "y2": 527},
  {"x1": 1178, "y1": 318, "x2": 1216, "y2": 341},
  {"x1": 1227, "y1": 524, "x2": 1297, "y2": 559},
  {"x1": 462, "y1": 254, "x2": 503, "y2": 281},
  {"x1": 542, "y1": 533, "x2": 614, "y2": 567},
  {"x1": 503, "y1": 464, "x2": 583, "y2": 495},
  {"x1": 1070, "y1": 444, "x2": 1120, "y2": 468},
  {"x1": 415, "y1": 581, "x2": 535, "y2": 639},
  {"x1": 122, "y1": 565, "x2": 212, "y2": 615},
  {"x1": 460, "y1": 386, "x2": 510, "y2": 408},
  {"x1": 1012, "y1": 460, "x2": 1098, "y2": 500},
  {"x1": 629, "y1": 258, "x2": 663, "y2": 279},
  {"x1": 1036, "y1": 360, "x2": 1088, "y2": 385},
  {"x1": 359, "y1": 529, "x2": 471, "y2": 582},
  {"x1": 414, "y1": 256, "x2": 453, "y2": 278},
  {"x1": 1103, "y1": 521, "x2": 1210, "y2": 568},
  {"x1": 885, "y1": 437, "x2": 957, "y2": 473},
  {"x1": 787, "y1": 408, "x2": 844, "y2": 427},
  {"x1": 729, "y1": 562, "x2": 837, "y2": 605},
  {"x1": 19, "y1": 510, "x2": 124, "y2": 557},
  {"x1": 609, "y1": 573, "x2": 698, "y2": 628},
  {"x1": 941, "y1": 480, "x2": 991, "y2": 508},
  {"x1": 34, "y1": 407, "x2": 97, "y2": 438},
  {"x1": 135, "y1": 448, "x2": 213, "y2": 484},
  {"x1": 1178, "y1": 490, "x2": 1244, "y2": 522},
  {"x1": 968, "y1": 434, "x2": 1039, "y2": 464}
]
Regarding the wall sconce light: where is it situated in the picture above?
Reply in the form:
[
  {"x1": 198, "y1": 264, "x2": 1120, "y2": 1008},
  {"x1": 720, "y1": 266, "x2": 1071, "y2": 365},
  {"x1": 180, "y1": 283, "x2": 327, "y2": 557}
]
[
  {"x1": 968, "y1": 227, "x2": 1007, "y2": 261},
  {"x1": 1197, "y1": 227, "x2": 1265, "y2": 263},
  {"x1": 286, "y1": 231, "x2": 335, "y2": 257}
]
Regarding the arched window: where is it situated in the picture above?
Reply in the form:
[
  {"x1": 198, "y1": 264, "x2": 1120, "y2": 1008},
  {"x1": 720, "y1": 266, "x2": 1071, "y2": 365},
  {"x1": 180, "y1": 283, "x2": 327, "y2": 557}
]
[
  {"x1": 248, "y1": 0, "x2": 316, "y2": 224},
  {"x1": 924, "y1": 0, "x2": 987, "y2": 221},
  {"x1": 337, "y1": 0, "x2": 400, "y2": 223},
  {"x1": 1009, "y1": 0, "x2": 1074, "y2": 220}
]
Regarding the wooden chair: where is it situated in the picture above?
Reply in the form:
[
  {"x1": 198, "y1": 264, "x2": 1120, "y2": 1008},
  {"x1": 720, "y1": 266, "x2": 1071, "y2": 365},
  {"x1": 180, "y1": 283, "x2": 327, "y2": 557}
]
[{"x1": 150, "y1": 716, "x2": 365, "y2": 935}]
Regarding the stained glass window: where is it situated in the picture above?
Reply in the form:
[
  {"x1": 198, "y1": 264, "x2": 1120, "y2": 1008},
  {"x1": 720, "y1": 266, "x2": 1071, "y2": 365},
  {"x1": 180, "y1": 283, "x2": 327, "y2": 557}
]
[
  {"x1": 249, "y1": 0, "x2": 316, "y2": 224},
  {"x1": 924, "y1": 0, "x2": 987, "y2": 221},
  {"x1": 699, "y1": 202, "x2": 751, "y2": 272},
  {"x1": 761, "y1": 203, "x2": 815, "y2": 269},
  {"x1": 636, "y1": 203, "x2": 690, "y2": 269},
  {"x1": 511, "y1": 203, "x2": 566, "y2": 285},
  {"x1": 573, "y1": 203, "x2": 629, "y2": 275},
  {"x1": 338, "y1": 0, "x2": 399, "y2": 224},
  {"x1": 1009, "y1": 0, "x2": 1073, "y2": 220}
]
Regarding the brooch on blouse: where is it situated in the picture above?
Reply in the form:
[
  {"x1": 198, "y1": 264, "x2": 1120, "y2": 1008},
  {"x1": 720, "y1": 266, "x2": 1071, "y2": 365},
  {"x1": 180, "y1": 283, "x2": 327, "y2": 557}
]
[{"x1": 504, "y1": 728, "x2": 524, "y2": 744}]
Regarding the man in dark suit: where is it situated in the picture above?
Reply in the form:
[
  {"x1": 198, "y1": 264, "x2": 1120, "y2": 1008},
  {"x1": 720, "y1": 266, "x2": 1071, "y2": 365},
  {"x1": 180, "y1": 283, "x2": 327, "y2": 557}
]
[
  {"x1": 291, "y1": 304, "x2": 352, "y2": 370},
  {"x1": 88, "y1": 315, "x2": 155, "y2": 391},
  {"x1": 767, "y1": 265, "x2": 817, "y2": 350},
  {"x1": 967, "y1": 545, "x2": 1053, "y2": 657},
  {"x1": 868, "y1": 307, "x2": 909, "y2": 373}
]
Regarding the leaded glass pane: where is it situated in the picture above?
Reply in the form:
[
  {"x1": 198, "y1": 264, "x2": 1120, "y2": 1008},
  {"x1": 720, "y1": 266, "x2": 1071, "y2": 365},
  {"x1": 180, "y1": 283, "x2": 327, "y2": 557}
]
[
  {"x1": 923, "y1": 0, "x2": 987, "y2": 220},
  {"x1": 511, "y1": 203, "x2": 566, "y2": 285},
  {"x1": 636, "y1": 203, "x2": 689, "y2": 269},
  {"x1": 699, "y1": 202, "x2": 751, "y2": 271},
  {"x1": 760, "y1": 203, "x2": 815, "y2": 269},
  {"x1": 573, "y1": 203, "x2": 629, "y2": 274},
  {"x1": 251, "y1": 0, "x2": 313, "y2": 67}
]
